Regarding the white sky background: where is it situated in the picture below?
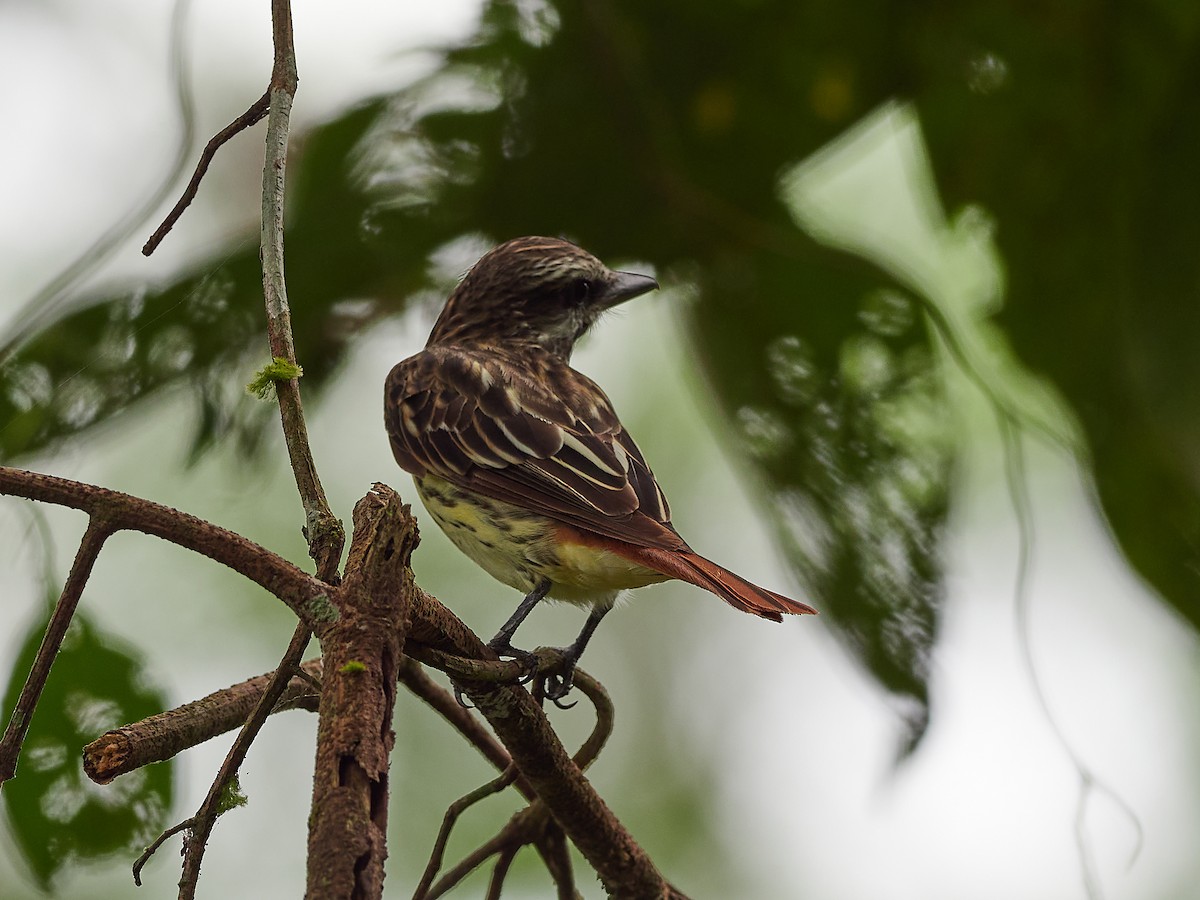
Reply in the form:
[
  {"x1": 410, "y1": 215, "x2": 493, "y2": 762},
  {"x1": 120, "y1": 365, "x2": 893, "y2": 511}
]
[{"x1": 2, "y1": 3, "x2": 1199, "y2": 899}]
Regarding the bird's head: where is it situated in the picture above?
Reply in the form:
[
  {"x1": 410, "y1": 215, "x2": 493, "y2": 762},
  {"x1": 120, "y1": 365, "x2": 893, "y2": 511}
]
[{"x1": 427, "y1": 236, "x2": 659, "y2": 359}]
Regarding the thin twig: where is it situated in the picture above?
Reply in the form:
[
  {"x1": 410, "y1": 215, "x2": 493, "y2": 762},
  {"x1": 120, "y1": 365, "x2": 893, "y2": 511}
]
[
  {"x1": 142, "y1": 90, "x2": 270, "y2": 256},
  {"x1": 413, "y1": 766, "x2": 519, "y2": 900},
  {"x1": 144, "y1": 5, "x2": 341, "y2": 892},
  {"x1": 132, "y1": 817, "x2": 195, "y2": 887},
  {"x1": 564, "y1": 668, "x2": 613, "y2": 771},
  {"x1": 486, "y1": 845, "x2": 520, "y2": 900},
  {"x1": 533, "y1": 824, "x2": 578, "y2": 900},
  {"x1": 415, "y1": 663, "x2": 614, "y2": 898},
  {"x1": 290, "y1": 663, "x2": 323, "y2": 694},
  {"x1": 176, "y1": 623, "x2": 312, "y2": 900},
  {"x1": 0, "y1": 517, "x2": 112, "y2": 784},
  {"x1": 425, "y1": 806, "x2": 549, "y2": 900},
  {"x1": 259, "y1": 0, "x2": 344, "y2": 580}
]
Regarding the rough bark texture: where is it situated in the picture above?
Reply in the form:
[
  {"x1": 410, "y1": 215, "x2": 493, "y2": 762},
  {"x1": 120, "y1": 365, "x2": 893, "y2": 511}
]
[
  {"x1": 305, "y1": 485, "x2": 418, "y2": 900},
  {"x1": 2, "y1": 466, "x2": 682, "y2": 897}
]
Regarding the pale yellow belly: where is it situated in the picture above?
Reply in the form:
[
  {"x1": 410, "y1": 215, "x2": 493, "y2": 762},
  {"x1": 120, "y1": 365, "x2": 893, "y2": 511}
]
[{"x1": 415, "y1": 474, "x2": 668, "y2": 605}]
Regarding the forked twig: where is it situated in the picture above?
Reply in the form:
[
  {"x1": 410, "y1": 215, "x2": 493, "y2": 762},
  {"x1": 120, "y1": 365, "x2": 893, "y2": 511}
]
[{"x1": 413, "y1": 766, "x2": 520, "y2": 899}]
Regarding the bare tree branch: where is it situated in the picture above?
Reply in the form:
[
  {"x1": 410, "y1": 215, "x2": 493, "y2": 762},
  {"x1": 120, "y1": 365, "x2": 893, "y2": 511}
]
[
  {"x1": 414, "y1": 766, "x2": 519, "y2": 899},
  {"x1": 0, "y1": 466, "x2": 327, "y2": 623},
  {"x1": 413, "y1": 666, "x2": 614, "y2": 898},
  {"x1": 259, "y1": 0, "x2": 344, "y2": 581},
  {"x1": 306, "y1": 485, "x2": 418, "y2": 899},
  {"x1": 1, "y1": 466, "x2": 681, "y2": 895},
  {"x1": 167, "y1": 3, "x2": 345, "y2": 892},
  {"x1": 133, "y1": 818, "x2": 195, "y2": 887}
]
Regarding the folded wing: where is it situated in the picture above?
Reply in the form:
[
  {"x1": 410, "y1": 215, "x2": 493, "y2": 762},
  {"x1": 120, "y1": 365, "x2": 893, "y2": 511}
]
[{"x1": 386, "y1": 346, "x2": 684, "y2": 551}]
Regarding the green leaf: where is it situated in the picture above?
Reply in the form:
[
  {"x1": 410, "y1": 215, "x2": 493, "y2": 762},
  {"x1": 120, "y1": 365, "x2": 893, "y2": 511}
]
[{"x1": 1, "y1": 609, "x2": 172, "y2": 889}]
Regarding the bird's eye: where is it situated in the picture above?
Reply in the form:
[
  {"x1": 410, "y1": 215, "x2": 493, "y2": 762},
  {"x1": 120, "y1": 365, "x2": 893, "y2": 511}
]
[{"x1": 571, "y1": 278, "x2": 592, "y2": 303}]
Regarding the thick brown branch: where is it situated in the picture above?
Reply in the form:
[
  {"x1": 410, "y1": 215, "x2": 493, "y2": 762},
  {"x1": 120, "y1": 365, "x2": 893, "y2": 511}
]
[
  {"x1": 0, "y1": 466, "x2": 328, "y2": 627},
  {"x1": 141, "y1": 90, "x2": 270, "y2": 256},
  {"x1": 83, "y1": 659, "x2": 322, "y2": 785},
  {"x1": 83, "y1": 657, "x2": 523, "y2": 796},
  {"x1": 306, "y1": 485, "x2": 418, "y2": 900},
  {"x1": 0, "y1": 517, "x2": 112, "y2": 784}
]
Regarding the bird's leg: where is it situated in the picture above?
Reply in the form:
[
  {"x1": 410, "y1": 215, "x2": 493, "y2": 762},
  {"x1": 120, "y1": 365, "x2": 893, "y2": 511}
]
[
  {"x1": 544, "y1": 602, "x2": 612, "y2": 702},
  {"x1": 488, "y1": 579, "x2": 551, "y2": 670}
]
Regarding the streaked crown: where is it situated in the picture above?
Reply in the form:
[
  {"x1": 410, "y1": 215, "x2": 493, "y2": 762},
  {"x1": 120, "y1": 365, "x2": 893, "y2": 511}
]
[{"x1": 428, "y1": 236, "x2": 658, "y2": 360}]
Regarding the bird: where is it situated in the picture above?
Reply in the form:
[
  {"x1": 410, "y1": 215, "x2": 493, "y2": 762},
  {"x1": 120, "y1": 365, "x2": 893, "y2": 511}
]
[{"x1": 385, "y1": 236, "x2": 815, "y2": 699}]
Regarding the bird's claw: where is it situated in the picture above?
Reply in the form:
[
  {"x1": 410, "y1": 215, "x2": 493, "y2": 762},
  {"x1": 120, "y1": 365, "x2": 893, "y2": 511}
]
[
  {"x1": 545, "y1": 683, "x2": 577, "y2": 709},
  {"x1": 453, "y1": 682, "x2": 474, "y2": 709},
  {"x1": 487, "y1": 637, "x2": 538, "y2": 683},
  {"x1": 540, "y1": 652, "x2": 579, "y2": 706},
  {"x1": 486, "y1": 636, "x2": 585, "y2": 706}
]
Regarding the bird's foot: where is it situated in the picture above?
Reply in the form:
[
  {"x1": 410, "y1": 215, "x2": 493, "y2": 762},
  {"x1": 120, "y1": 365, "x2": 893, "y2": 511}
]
[{"x1": 487, "y1": 636, "x2": 538, "y2": 684}]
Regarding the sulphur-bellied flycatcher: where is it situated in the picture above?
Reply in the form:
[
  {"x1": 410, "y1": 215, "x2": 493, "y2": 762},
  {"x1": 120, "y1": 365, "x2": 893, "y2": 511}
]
[{"x1": 385, "y1": 236, "x2": 815, "y2": 697}]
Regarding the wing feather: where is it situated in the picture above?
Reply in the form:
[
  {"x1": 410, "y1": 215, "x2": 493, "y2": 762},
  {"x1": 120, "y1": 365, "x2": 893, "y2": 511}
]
[{"x1": 385, "y1": 346, "x2": 683, "y2": 550}]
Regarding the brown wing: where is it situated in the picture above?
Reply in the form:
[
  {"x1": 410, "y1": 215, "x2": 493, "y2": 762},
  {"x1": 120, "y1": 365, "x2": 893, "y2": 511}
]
[{"x1": 385, "y1": 346, "x2": 685, "y2": 551}]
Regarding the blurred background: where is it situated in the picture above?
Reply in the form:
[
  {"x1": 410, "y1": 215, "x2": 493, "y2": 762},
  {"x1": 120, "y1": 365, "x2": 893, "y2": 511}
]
[{"x1": 2, "y1": 1, "x2": 1198, "y2": 897}]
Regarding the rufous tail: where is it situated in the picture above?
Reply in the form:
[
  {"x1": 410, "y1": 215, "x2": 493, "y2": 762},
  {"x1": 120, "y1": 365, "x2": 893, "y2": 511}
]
[{"x1": 631, "y1": 547, "x2": 817, "y2": 621}]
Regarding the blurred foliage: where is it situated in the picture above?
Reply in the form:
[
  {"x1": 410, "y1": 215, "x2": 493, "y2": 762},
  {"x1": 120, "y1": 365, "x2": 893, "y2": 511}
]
[
  {"x1": 1, "y1": 610, "x2": 171, "y2": 888},
  {"x1": 2, "y1": 0, "x2": 1199, "y2": 756}
]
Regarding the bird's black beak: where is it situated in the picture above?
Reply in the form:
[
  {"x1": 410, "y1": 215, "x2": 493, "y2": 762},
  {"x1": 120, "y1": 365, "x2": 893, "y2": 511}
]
[{"x1": 597, "y1": 271, "x2": 659, "y2": 309}]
